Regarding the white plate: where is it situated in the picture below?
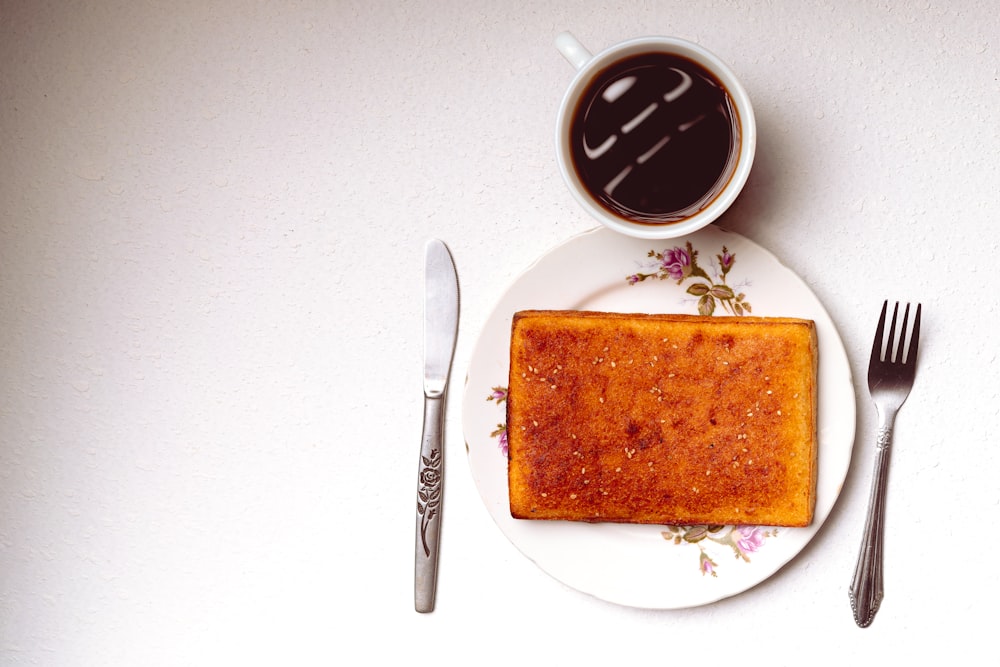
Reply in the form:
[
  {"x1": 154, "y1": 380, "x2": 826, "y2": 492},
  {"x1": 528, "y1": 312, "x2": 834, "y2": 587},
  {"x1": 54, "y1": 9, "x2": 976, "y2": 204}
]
[{"x1": 462, "y1": 225, "x2": 856, "y2": 609}]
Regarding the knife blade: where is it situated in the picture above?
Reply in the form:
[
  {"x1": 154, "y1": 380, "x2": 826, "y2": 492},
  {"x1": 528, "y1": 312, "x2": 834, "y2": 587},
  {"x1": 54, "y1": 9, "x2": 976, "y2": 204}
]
[{"x1": 415, "y1": 238, "x2": 459, "y2": 613}]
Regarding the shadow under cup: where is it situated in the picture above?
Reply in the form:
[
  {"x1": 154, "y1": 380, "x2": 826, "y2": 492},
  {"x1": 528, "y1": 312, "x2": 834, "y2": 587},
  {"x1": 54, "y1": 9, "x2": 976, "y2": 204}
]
[{"x1": 556, "y1": 38, "x2": 755, "y2": 239}]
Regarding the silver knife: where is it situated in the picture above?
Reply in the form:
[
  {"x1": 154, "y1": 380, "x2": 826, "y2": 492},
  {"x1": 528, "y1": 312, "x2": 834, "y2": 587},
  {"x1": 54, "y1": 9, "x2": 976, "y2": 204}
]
[{"x1": 415, "y1": 238, "x2": 459, "y2": 613}]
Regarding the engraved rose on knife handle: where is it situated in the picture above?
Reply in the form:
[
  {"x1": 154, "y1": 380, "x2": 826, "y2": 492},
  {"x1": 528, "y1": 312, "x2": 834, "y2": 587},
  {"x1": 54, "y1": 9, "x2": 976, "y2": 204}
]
[{"x1": 417, "y1": 448, "x2": 442, "y2": 556}]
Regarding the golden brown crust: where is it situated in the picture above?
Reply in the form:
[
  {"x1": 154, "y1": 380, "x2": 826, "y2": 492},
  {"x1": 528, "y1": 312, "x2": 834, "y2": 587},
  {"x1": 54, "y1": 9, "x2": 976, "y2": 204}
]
[{"x1": 506, "y1": 310, "x2": 818, "y2": 527}]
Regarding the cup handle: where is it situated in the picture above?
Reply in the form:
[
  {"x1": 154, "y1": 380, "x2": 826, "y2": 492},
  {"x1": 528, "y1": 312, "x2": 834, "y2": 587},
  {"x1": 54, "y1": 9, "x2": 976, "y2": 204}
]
[{"x1": 555, "y1": 31, "x2": 592, "y2": 70}]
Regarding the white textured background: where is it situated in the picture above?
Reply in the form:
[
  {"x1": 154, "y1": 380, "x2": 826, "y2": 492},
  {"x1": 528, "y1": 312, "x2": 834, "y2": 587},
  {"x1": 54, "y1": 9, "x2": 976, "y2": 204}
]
[{"x1": 2, "y1": 1, "x2": 998, "y2": 664}]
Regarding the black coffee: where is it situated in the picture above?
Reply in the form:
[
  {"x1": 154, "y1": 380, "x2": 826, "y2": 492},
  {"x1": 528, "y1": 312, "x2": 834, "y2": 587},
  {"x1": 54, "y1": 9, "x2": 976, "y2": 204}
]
[{"x1": 570, "y1": 52, "x2": 740, "y2": 224}]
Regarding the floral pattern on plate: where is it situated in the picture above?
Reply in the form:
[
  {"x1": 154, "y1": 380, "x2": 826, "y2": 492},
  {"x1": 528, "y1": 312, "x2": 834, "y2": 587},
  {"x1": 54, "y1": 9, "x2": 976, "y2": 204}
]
[{"x1": 627, "y1": 241, "x2": 751, "y2": 316}]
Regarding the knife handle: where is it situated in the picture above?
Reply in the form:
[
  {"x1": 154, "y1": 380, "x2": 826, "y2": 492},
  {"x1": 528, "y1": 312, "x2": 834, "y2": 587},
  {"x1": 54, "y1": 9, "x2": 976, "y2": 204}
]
[{"x1": 415, "y1": 392, "x2": 445, "y2": 612}]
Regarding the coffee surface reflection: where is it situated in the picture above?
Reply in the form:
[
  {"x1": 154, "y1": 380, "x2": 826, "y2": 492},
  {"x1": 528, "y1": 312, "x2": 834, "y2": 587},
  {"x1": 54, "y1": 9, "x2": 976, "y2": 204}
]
[{"x1": 569, "y1": 53, "x2": 741, "y2": 224}]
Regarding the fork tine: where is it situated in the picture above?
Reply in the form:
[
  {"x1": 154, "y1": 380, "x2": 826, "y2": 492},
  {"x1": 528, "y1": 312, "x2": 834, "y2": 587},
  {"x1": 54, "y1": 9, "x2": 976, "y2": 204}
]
[
  {"x1": 885, "y1": 301, "x2": 900, "y2": 362},
  {"x1": 870, "y1": 300, "x2": 888, "y2": 366},
  {"x1": 906, "y1": 303, "x2": 921, "y2": 364},
  {"x1": 897, "y1": 303, "x2": 910, "y2": 363}
]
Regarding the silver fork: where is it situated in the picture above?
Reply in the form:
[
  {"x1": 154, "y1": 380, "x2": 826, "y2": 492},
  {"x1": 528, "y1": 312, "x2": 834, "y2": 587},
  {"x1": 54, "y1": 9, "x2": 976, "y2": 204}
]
[{"x1": 849, "y1": 300, "x2": 922, "y2": 627}]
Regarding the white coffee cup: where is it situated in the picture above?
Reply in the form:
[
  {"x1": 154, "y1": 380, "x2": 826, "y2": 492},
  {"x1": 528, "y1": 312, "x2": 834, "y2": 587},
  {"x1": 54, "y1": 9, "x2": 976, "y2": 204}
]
[{"x1": 554, "y1": 31, "x2": 756, "y2": 239}]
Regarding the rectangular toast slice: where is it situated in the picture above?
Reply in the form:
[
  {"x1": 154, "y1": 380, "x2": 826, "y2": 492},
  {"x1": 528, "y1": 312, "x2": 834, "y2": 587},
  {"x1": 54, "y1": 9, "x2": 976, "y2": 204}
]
[{"x1": 506, "y1": 310, "x2": 818, "y2": 527}]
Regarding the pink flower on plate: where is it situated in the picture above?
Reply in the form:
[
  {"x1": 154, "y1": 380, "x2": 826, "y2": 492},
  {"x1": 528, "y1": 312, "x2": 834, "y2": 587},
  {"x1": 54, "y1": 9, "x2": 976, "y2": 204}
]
[
  {"x1": 734, "y1": 526, "x2": 767, "y2": 556},
  {"x1": 490, "y1": 423, "x2": 508, "y2": 457},
  {"x1": 660, "y1": 246, "x2": 691, "y2": 281},
  {"x1": 487, "y1": 386, "x2": 507, "y2": 404},
  {"x1": 719, "y1": 248, "x2": 734, "y2": 271},
  {"x1": 699, "y1": 552, "x2": 718, "y2": 578}
]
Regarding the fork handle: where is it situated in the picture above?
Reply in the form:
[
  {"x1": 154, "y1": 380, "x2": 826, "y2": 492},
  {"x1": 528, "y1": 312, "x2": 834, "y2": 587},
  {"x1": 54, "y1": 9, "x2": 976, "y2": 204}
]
[{"x1": 849, "y1": 412, "x2": 896, "y2": 627}]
